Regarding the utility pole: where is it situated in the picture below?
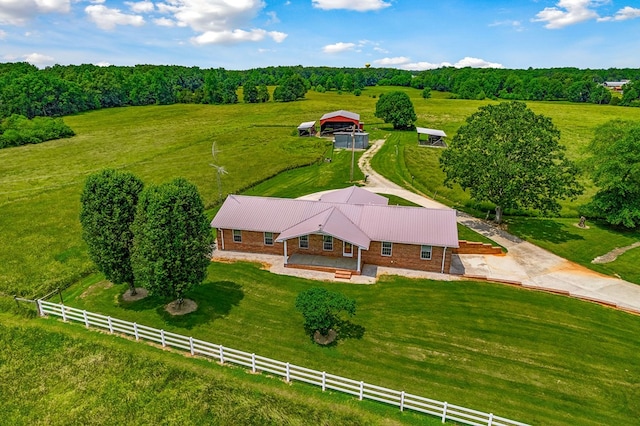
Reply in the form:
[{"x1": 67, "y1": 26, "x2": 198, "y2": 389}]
[{"x1": 350, "y1": 125, "x2": 355, "y2": 182}]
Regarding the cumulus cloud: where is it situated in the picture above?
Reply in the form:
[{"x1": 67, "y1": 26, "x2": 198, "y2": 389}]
[
  {"x1": 95, "y1": 61, "x2": 111, "y2": 67},
  {"x1": 312, "y1": 0, "x2": 391, "y2": 11},
  {"x1": 373, "y1": 56, "x2": 502, "y2": 70},
  {"x1": 23, "y1": 52, "x2": 55, "y2": 67},
  {"x1": 154, "y1": 17, "x2": 175, "y2": 27},
  {"x1": 125, "y1": 1, "x2": 154, "y2": 14},
  {"x1": 0, "y1": 0, "x2": 70, "y2": 25},
  {"x1": 155, "y1": 0, "x2": 287, "y2": 44},
  {"x1": 599, "y1": 6, "x2": 640, "y2": 22},
  {"x1": 85, "y1": 5, "x2": 145, "y2": 30},
  {"x1": 192, "y1": 29, "x2": 286, "y2": 45},
  {"x1": 532, "y1": 0, "x2": 600, "y2": 29},
  {"x1": 322, "y1": 42, "x2": 356, "y2": 53}
]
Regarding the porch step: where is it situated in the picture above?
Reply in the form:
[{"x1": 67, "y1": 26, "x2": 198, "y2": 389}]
[{"x1": 334, "y1": 270, "x2": 352, "y2": 280}]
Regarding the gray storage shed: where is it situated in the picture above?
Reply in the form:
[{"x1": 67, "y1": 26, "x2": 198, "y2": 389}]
[{"x1": 334, "y1": 132, "x2": 369, "y2": 149}]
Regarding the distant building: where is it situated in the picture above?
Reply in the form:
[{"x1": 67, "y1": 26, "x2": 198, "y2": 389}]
[
  {"x1": 320, "y1": 110, "x2": 363, "y2": 135},
  {"x1": 334, "y1": 132, "x2": 369, "y2": 149},
  {"x1": 603, "y1": 80, "x2": 630, "y2": 93},
  {"x1": 417, "y1": 127, "x2": 447, "y2": 147},
  {"x1": 298, "y1": 121, "x2": 317, "y2": 137}
]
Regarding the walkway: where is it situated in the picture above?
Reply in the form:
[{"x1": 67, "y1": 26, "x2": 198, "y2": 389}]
[{"x1": 355, "y1": 139, "x2": 640, "y2": 314}]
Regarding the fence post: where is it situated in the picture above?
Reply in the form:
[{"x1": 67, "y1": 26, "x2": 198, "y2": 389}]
[
  {"x1": 359, "y1": 381, "x2": 364, "y2": 400},
  {"x1": 322, "y1": 372, "x2": 326, "y2": 391},
  {"x1": 161, "y1": 330, "x2": 166, "y2": 347},
  {"x1": 442, "y1": 401, "x2": 448, "y2": 423},
  {"x1": 83, "y1": 310, "x2": 89, "y2": 328},
  {"x1": 488, "y1": 413, "x2": 493, "y2": 426},
  {"x1": 61, "y1": 304, "x2": 67, "y2": 322},
  {"x1": 285, "y1": 363, "x2": 290, "y2": 383},
  {"x1": 36, "y1": 299, "x2": 43, "y2": 317},
  {"x1": 107, "y1": 316, "x2": 113, "y2": 333},
  {"x1": 400, "y1": 391, "x2": 405, "y2": 412},
  {"x1": 219, "y1": 345, "x2": 225, "y2": 364},
  {"x1": 251, "y1": 353, "x2": 256, "y2": 373},
  {"x1": 189, "y1": 337, "x2": 195, "y2": 355},
  {"x1": 57, "y1": 287, "x2": 63, "y2": 304},
  {"x1": 133, "y1": 322, "x2": 139, "y2": 340}
]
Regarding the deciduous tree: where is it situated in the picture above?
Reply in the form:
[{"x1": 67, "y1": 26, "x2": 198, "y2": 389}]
[
  {"x1": 295, "y1": 287, "x2": 356, "y2": 338},
  {"x1": 80, "y1": 169, "x2": 144, "y2": 294},
  {"x1": 582, "y1": 120, "x2": 640, "y2": 228},
  {"x1": 131, "y1": 178, "x2": 213, "y2": 305},
  {"x1": 374, "y1": 91, "x2": 417, "y2": 130},
  {"x1": 440, "y1": 101, "x2": 583, "y2": 223}
]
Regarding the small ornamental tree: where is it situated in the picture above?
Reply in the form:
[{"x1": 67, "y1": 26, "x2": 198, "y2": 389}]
[
  {"x1": 80, "y1": 169, "x2": 144, "y2": 295},
  {"x1": 582, "y1": 120, "x2": 640, "y2": 228},
  {"x1": 295, "y1": 287, "x2": 356, "y2": 338},
  {"x1": 374, "y1": 91, "x2": 417, "y2": 129},
  {"x1": 131, "y1": 178, "x2": 214, "y2": 305},
  {"x1": 440, "y1": 101, "x2": 583, "y2": 224}
]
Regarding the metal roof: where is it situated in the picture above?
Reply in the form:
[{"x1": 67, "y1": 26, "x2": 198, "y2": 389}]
[
  {"x1": 211, "y1": 194, "x2": 459, "y2": 248},
  {"x1": 297, "y1": 121, "x2": 316, "y2": 130},
  {"x1": 320, "y1": 110, "x2": 360, "y2": 121},
  {"x1": 319, "y1": 186, "x2": 388, "y2": 206},
  {"x1": 416, "y1": 127, "x2": 447, "y2": 137}
]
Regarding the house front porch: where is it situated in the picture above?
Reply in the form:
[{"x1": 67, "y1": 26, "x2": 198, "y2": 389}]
[{"x1": 285, "y1": 253, "x2": 361, "y2": 275}]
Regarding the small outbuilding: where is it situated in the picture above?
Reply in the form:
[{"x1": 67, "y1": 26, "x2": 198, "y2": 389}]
[
  {"x1": 417, "y1": 127, "x2": 447, "y2": 147},
  {"x1": 298, "y1": 121, "x2": 317, "y2": 137},
  {"x1": 334, "y1": 132, "x2": 369, "y2": 149},
  {"x1": 320, "y1": 110, "x2": 363, "y2": 135}
]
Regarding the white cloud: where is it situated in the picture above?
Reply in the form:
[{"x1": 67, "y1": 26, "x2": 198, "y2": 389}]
[
  {"x1": 0, "y1": 0, "x2": 70, "y2": 25},
  {"x1": 312, "y1": 0, "x2": 391, "y2": 11},
  {"x1": 95, "y1": 61, "x2": 111, "y2": 67},
  {"x1": 23, "y1": 52, "x2": 55, "y2": 67},
  {"x1": 265, "y1": 11, "x2": 279, "y2": 24},
  {"x1": 85, "y1": 5, "x2": 145, "y2": 30},
  {"x1": 599, "y1": 6, "x2": 640, "y2": 22},
  {"x1": 489, "y1": 19, "x2": 523, "y2": 31},
  {"x1": 0, "y1": 29, "x2": 6, "y2": 39},
  {"x1": 454, "y1": 57, "x2": 503, "y2": 68},
  {"x1": 532, "y1": 0, "x2": 600, "y2": 29},
  {"x1": 374, "y1": 56, "x2": 410, "y2": 66},
  {"x1": 154, "y1": 17, "x2": 175, "y2": 27},
  {"x1": 154, "y1": 0, "x2": 287, "y2": 44},
  {"x1": 192, "y1": 29, "x2": 286, "y2": 45},
  {"x1": 373, "y1": 46, "x2": 389, "y2": 54},
  {"x1": 125, "y1": 1, "x2": 154, "y2": 14},
  {"x1": 322, "y1": 42, "x2": 356, "y2": 53}
]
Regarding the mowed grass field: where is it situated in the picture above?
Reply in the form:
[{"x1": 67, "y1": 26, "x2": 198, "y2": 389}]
[{"x1": 44, "y1": 261, "x2": 640, "y2": 425}]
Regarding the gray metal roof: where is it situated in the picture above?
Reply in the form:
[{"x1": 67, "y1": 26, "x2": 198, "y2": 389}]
[
  {"x1": 319, "y1": 186, "x2": 388, "y2": 206},
  {"x1": 211, "y1": 194, "x2": 459, "y2": 248},
  {"x1": 320, "y1": 110, "x2": 360, "y2": 121},
  {"x1": 416, "y1": 127, "x2": 447, "y2": 137},
  {"x1": 603, "y1": 81, "x2": 630, "y2": 87},
  {"x1": 297, "y1": 121, "x2": 316, "y2": 130}
]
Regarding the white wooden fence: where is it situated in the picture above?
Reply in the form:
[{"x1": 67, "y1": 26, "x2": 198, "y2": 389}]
[{"x1": 37, "y1": 300, "x2": 530, "y2": 426}]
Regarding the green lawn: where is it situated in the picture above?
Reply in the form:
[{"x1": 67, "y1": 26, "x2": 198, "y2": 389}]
[
  {"x1": 55, "y1": 262, "x2": 640, "y2": 426},
  {"x1": 0, "y1": 312, "x2": 430, "y2": 425}
]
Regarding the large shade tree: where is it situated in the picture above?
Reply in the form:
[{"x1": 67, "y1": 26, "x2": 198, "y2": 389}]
[
  {"x1": 374, "y1": 91, "x2": 417, "y2": 129},
  {"x1": 131, "y1": 178, "x2": 214, "y2": 305},
  {"x1": 80, "y1": 169, "x2": 144, "y2": 294},
  {"x1": 582, "y1": 120, "x2": 640, "y2": 228},
  {"x1": 440, "y1": 101, "x2": 583, "y2": 224}
]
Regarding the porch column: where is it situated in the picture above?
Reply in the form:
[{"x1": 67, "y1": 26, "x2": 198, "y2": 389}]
[
  {"x1": 283, "y1": 240, "x2": 288, "y2": 266},
  {"x1": 219, "y1": 228, "x2": 225, "y2": 250},
  {"x1": 357, "y1": 247, "x2": 362, "y2": 273},
  {"x1": 440, "y1": 247, "x2": 447, "y2": 273}
]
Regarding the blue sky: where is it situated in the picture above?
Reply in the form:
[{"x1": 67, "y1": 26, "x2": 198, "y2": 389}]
[{"x1": 1, "y1": 0, "x2": 640, "y2": 70}]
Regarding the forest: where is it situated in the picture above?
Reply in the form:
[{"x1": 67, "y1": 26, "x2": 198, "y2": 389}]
[{"x1": 1, "y1": 62, "x2": 640, "y2": 123}]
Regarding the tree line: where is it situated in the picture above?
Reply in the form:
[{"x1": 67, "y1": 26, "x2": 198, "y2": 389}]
[{"x1": 4, "y1": 62, "x2": 639, "y2": 122}]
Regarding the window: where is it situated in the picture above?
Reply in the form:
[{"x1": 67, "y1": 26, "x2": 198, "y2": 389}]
[
  {"x1": 323, "y1": 235, "x2": 333, "y2": 251},
  {"x1": 421, "y1": 245, "x2": 432, "y2": 260},
  {"x1": 232, "y1": 229, "x2": 242, "y2": 243},
  {"x1": 381, "y1": 241, "x2": 392, "y2": 256},
  {"x1": 264, "y1": 232, "x2": 273, "y2": 246},
  {"x1": 299, "y1": 235, "x2": 309, "y2": 249}
]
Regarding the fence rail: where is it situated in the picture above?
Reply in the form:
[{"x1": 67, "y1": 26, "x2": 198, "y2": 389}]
[{"x1": 37, "y1": 300, "x2": 530, "y2": 426}]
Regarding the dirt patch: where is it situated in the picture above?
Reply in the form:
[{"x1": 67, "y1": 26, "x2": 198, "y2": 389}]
[
  {"x1": 165, "y1": 299, "x2": 198, "y2": 316},
  {"x1": 313, "y1": 329, "x2": 337, "y2": 345},
  {"x1": 592, "y1": 242, "x2": 640, "y2": 264},
  {"x1": 121, "y1": 288, "x2": 148, "y2": 302},
  {"x1": 573, "y1": 223, "x2": 590, "y2": 229},
  {"x1": 80, "y1": 280, "x2": 113, "y2": 299}
]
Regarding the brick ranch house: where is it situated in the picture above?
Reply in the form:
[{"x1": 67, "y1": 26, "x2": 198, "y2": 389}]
[{"x1": 210, "y1": 187, "x2": 459, "y2": 275}]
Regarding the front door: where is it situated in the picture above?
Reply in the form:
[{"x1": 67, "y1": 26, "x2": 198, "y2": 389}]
[{"x1": 343, "y1": 242, "x2": 353, "y2": 257}]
